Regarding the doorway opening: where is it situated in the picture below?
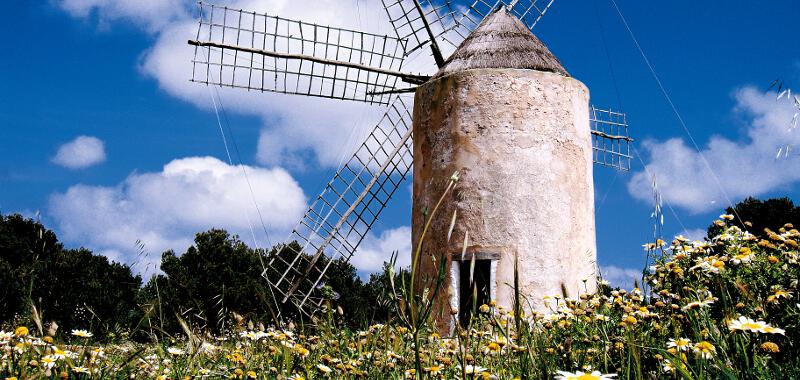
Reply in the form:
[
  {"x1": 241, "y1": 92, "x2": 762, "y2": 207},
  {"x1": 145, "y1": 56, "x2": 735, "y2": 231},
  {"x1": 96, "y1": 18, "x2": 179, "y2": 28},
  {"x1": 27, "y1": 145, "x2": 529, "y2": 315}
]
[{"x1": 458, "y1": 259, "x2": 492, "y2": 327}]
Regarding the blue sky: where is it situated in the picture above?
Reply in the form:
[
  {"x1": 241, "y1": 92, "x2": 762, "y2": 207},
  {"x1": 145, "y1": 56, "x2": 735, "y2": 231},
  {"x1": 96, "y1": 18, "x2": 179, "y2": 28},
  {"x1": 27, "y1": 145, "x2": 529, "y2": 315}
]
[{"x1": 1, "y1": 0, "x2": 798, "y2": 286}]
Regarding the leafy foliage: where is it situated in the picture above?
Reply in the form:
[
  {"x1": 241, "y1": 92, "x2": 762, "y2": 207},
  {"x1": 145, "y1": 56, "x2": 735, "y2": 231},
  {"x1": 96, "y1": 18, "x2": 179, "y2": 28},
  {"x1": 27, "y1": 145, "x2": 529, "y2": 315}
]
[
  {"x1": 707, "y1": 196, "x2": 800, "y2": 237},
  {"x1": 0, "y1": 214, "x2": 141, "y2": 336}
]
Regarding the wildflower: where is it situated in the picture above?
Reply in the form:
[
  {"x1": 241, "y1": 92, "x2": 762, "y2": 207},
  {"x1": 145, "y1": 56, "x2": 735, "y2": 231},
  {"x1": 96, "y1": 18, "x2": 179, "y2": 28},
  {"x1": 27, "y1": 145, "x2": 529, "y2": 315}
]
[
  {"x1": 643, "y1": 243, "x2": 655, "y2": 251},
  {"x1": 293, "y1": 344, "x2": 310, "y2": 358},
  {"x1": 494, "y1": 335, "x2": 508, "y2": 347},
  {"x1": 41, "y1": 355, "x2": 57, "y2": 369},
  {"x1": 70, "y1": 329, "x2": 93, "y2": 338},
  {"x1": 199, "y1": 342, "x2": 219, "y2": 354},
  {"x1": 247, "y1": 370, "x2": 257, "y2": 379},
  {"x1": 692, "y1": 341, "x2": 716, "y2": 359},
  {"x1": 720, "y1": 214, "x2": 734, "y2": 221},
  {"x1": 691, "y1": 257, "x2": 725, "y2": 274},
  {"x1": 661, "y1": 358, "x2": 676, "y2": 371},
  {"x1": 732, "y1": 247, "x2": 754, "y2": 264},
  {"x1": 621, "y1": 315, "x2": 637, "y2": 326},
  {"x1": 460, "y1": 365, "x2": 488, "y2": 375},
  {"x1": 555, "y1": 370, "x2": 616, "y2": 380},
  {"x1": 728, "y1": 316, "x2": 772, "y2": 333},
  {"x1": 761, "y1": 342, "x2": 780, "y2": 353},
  {"x1": 317, "y1": 364, "x2": 332, "y2": 374},
  {"x1": 72, "y1": 366, "x2": 90, "y2": 374},
  {"x1": 762, "y1": 326, "x2": 786, "y2": 335},
  {"x1": 404, "y1": 369, "x2": 416, "y2": 379},
  {"x1": 482, "y1": 342, "x2": 502, "y2": 355},
  {"x1": 14, "y1": 326, "x2": 29, "y2": 337},
  {"x1": 682, "y1": 296, "x2": 716, "y2": 311},
  {"x1": 424, "y1": 365, "x2": 442, "y2": 375},
  {"x1": 0, "y1": 331, "x2": 13, "y2": 341},
  {"x1": 594, "y1": 314, "x2": 609, "y2": 322},
  {"x1": 167, "y1": 347, "x2": 185, "y2": 356},
  {"x1": 479, "y1": 304, "x2": 491, "y2": 313},
  {"x1": 667, "y1": 338, "x2": 691, "y2": 352},
  {"x1": 240, "y1": 331, "x2": 263, "y2": 340},
  {"x1": 52, "y1": 347, "x2": 68, "y2": 360},
  {"x1": 768, "y1": 288, "x2": 793, "y2": 303}
]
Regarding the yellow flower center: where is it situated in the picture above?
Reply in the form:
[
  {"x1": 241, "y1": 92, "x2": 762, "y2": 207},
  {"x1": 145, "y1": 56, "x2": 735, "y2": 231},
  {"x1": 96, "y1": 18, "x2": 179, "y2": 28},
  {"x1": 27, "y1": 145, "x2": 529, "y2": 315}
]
[
  {"x1": 741, "y1": 323, "x2": 764, "y2": 330},
  {"x1": 695, "y1": 341, "x2": 714, "y2": 352}
]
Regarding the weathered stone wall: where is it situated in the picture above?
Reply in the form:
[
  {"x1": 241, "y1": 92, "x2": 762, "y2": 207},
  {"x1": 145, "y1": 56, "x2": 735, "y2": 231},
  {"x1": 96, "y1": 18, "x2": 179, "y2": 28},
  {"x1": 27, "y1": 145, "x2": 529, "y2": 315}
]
[{"x1": 412, "y1": 68, "x2": 597, "y2": 331}]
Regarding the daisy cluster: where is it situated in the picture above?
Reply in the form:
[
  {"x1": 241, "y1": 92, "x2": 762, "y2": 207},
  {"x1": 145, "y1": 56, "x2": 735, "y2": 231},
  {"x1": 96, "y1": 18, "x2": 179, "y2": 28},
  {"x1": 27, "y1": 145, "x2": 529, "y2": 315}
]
[{"x1": 1, "y1": 215, "x2": 798, "y2": 378}]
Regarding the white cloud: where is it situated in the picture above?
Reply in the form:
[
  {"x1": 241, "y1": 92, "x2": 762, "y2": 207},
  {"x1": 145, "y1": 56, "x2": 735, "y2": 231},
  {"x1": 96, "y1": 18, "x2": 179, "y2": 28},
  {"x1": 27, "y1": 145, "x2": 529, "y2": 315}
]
[
  {"x1": 52, "y1": 135, "x2": 107, "y2": 169},
  {"x1": 628, "y1": 87, "x2": 800, "y2": 213},
  {"x1": 58, "y1": 0, "x2": 190, "y2": 33},
  {"x1": 48, "y1": 156, "x2": 307, "y2": 275},
  {"x1": 139, "y1": 0, "x2": 396, "y2": 168},
  {"x1": 53, "y1": 0, "x2": 449, "y2": 277},
  {"x1": 58, "y1": 0, "x2": 440, "y2": 169},
  {"x1": 600, "y1": 265, "x2": 642, "y2": 290},
  {"x1": 350, "y1": 226, "x2": 412, "y2": 274},
  {"x1": 679, "y1": 228, "x2": 707, "y2": 242}
]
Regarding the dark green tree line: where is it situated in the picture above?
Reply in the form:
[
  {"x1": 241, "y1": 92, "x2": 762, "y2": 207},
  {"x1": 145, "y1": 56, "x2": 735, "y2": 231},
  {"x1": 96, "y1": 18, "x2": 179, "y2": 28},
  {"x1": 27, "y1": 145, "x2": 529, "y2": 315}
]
[{"x1": 0, "y1": 213, "x2": 401, "y2": 338}]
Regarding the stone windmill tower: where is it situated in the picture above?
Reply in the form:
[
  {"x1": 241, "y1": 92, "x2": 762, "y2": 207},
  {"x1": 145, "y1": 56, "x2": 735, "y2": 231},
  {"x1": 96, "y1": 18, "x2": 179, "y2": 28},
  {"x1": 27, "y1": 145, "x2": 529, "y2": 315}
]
[
  {"x1": 187, "y1": 0, "x2": 632, "y2": 325},
  {"x1": 414, "y1": 8, "x2": 599, "y2": 329}
]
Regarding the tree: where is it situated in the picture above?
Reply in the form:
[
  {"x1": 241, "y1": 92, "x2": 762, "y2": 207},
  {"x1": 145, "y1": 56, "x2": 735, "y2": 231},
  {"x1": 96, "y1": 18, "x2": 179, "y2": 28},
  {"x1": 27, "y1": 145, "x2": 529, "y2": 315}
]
[
  {"x1": 0, "y1": 213, "x2": 141, "y2": 335},
  {"x1": 137, "y1": 229, "x2": 275, "y2": 334},
  {"x1": 708, "y1": 197, "x2": 800, "y2": 238},
  {"x1": 136, "y1": 229, "x2": 403, "y2": 334}
]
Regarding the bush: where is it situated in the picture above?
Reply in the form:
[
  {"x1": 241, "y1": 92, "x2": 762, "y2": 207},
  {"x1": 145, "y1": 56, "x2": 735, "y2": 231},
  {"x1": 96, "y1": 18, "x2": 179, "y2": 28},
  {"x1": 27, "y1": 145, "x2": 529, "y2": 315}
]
[
  {"x1": 135, "y1": 230, "x2": 385, "y2": 336},
  {"x1": 0, "y1": 214, "x2": 141, "y2": 337}
]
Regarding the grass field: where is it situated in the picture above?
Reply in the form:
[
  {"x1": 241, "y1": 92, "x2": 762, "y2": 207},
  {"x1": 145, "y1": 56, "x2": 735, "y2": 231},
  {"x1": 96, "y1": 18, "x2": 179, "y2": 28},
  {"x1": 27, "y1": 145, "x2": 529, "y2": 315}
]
[{"x1": 2, "y1": 215, "x2": 799, "y2": 379}]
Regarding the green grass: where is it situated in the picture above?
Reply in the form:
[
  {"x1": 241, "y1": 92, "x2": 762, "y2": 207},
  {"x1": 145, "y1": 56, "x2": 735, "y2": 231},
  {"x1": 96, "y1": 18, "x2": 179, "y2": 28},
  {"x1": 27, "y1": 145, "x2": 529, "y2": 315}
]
[{"x1": 3, "y1": 215, "x2": 800, "y2": 379}]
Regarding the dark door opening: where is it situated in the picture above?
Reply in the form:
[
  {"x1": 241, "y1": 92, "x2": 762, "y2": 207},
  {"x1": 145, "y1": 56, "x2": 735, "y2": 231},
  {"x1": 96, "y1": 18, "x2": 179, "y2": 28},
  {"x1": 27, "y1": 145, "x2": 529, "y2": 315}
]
[{"x1": 458, "y1": 259, "x2": 492, "y2": 327}]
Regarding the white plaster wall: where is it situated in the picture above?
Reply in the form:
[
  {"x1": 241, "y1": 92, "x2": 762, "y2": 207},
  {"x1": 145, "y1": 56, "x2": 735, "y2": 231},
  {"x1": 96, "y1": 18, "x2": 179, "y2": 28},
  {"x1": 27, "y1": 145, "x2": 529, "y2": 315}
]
[{"x1": 412, "y1": 68, "x2": 597, "y2": 330}]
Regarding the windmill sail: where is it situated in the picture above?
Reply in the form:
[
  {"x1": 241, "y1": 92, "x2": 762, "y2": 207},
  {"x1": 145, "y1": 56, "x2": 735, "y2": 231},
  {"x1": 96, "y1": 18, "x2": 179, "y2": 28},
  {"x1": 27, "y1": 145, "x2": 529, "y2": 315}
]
[
  {"x1": 458, "y1": 0, "x2": 557, "y2": 32},
  {"x1": 264, "y1": 97, "x2": 414, "y2": 313},
  {"x1": 382, "y1": 0, "x2": 557, "y2": 56},
  {"x1": 190, "y1": 2, "x2": 424, "y2": 105},
  {"x1": 590, "y1": 105, "x2": 632, "y2": 171},
  {"x1": 381, "y1": 0, "x2": 466, "y2": 56}
]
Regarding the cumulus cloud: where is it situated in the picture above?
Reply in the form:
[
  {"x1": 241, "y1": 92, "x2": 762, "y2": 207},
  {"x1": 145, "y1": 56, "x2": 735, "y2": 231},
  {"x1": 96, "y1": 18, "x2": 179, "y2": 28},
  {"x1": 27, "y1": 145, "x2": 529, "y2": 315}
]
[
  {"x1": 600, "y1": 265, "x2": 642, "y2": 290},
  {"x1": 53, "y1": 0, "x2": 454, "y2": 277},
  {"x1": 52, "y1": 135, "x2": 107, "y2": 169},
  {"x1": 350, "y1": 226, "x2": 412, "y2": 274},
  {"x1": 58, "y1": 0, "x2": 190, "y2": 33},
  {"x1": 628, "y1": 87, "x2": 800, "y2": 213},
  {"x1": 59, "y1": 0, "x2": 440, "y2": 169},
  {"x1": 49, "y1": 156, "x2": 307, "y2": 275},
  {"x1": 680, "y1": 228, "x2": 708, "y2": 242}
]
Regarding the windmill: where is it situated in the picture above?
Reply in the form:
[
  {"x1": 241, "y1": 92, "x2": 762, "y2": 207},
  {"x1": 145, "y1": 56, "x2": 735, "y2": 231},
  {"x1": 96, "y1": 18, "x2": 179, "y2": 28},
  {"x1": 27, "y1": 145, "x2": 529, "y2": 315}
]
[{"x1": 187, "y1": 0, "x2": 632, "y2": 324}]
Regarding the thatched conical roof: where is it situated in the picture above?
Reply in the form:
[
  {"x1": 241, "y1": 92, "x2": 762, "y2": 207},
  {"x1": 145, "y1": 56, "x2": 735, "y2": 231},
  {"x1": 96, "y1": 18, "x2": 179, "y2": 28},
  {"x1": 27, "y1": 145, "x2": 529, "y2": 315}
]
[{"x1": 433, "y1": 6, "x2": 568, "y2": 78}]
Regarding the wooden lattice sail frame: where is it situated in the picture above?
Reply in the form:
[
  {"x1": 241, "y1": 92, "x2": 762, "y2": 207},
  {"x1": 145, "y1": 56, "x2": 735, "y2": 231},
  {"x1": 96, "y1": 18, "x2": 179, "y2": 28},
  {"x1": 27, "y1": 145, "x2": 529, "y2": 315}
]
[{"x1": 187, "y1": 0, "x2": 633, "y2": 317}]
